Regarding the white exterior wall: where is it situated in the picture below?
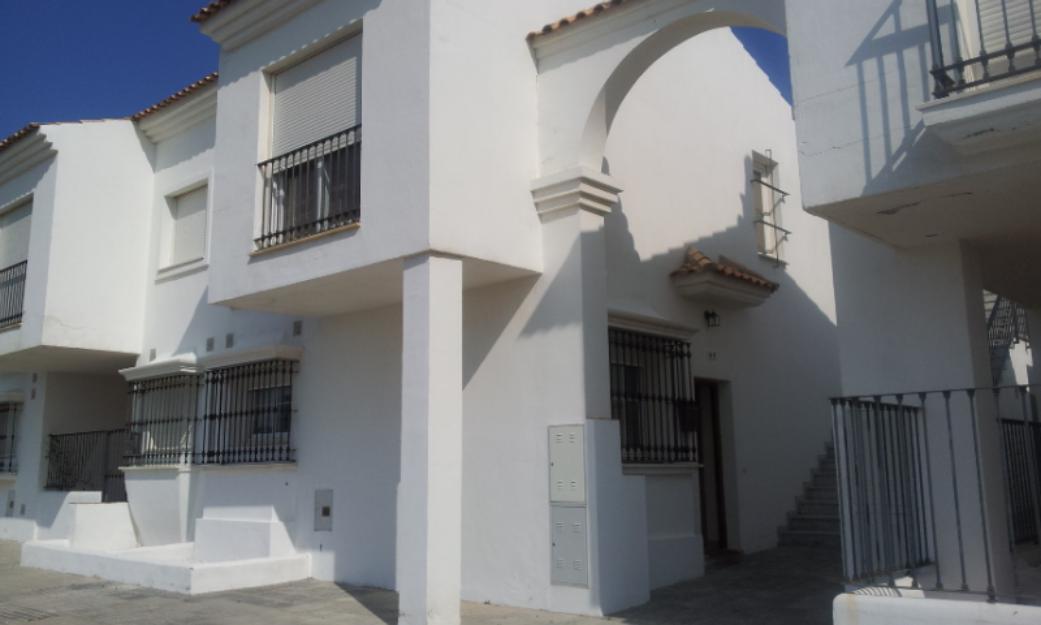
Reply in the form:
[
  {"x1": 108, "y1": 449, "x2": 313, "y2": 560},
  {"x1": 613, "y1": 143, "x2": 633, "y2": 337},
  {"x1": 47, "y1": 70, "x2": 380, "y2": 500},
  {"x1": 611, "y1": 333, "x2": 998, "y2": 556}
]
[
  {"x1": 207, "y1": 0, "x2": 435, "y2": 309},
  {"x1": 602, "y1": 29, "x2": 839, "y2": 553},
  {"x1": 0, "y1": 1, "x2": 844, "y2": 619},
  {"x1": 38, "y1": 122, "x2": 152, "y2": 356},
  {"x1": 785, "y1": 0, "x2": 1041, "y2": 212}
]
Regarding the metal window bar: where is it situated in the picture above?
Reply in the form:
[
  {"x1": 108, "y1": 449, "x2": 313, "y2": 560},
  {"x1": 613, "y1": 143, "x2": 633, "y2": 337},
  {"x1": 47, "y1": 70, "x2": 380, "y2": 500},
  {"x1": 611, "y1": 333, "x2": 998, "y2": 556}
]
[
  {"x1": 44, "y1": 428, "x2": 128, "y2": 503},
  {"x1": 751, "y1": 159, "x2": 790, "y2": 264},
  {"x1": 832, "y1": 384, "x2": 1041, "y2": 603},
  {"x1": 0, "y1": 402, "x2": 16, "y2": 474},
  {"x1": 196, "y1": 359, "x2": 297, "y2": 465},
  {"x1": 125, "y1": 373, "x2": 200, "y2": 466},
  {"x1": 256, "y1": 126, "x2": 361, "y2": 250},
  {"x1": 927, "y1": 0, "x2": 1041, "y2": 98},
  {"x1": 608, "y1": 328, "x2": 697, "y2": 464},
  {"x1": 0, "y1": 260, "x2": 27, "y2": 329}
]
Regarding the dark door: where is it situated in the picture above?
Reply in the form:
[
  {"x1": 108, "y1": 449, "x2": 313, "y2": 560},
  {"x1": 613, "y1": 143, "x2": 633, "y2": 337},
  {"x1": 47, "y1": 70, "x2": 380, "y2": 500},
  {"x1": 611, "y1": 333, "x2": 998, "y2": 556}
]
[{"x1": 696, "y1": 379, "x2": 728, "y2": 555}]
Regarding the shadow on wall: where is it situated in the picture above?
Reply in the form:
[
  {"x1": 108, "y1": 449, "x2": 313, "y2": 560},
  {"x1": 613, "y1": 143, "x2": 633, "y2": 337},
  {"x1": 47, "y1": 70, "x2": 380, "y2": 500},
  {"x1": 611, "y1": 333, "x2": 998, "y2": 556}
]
[{"x1": 845, "y1": 0, "x2": 956, "y2": 195}]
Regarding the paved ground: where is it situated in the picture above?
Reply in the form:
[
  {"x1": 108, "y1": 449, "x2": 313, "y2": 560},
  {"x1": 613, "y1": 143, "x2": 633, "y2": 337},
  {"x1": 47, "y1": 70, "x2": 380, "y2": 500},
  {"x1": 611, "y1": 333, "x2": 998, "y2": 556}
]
[{"x1": 0, "y1": 541, "x2": 842, "y2": 625}]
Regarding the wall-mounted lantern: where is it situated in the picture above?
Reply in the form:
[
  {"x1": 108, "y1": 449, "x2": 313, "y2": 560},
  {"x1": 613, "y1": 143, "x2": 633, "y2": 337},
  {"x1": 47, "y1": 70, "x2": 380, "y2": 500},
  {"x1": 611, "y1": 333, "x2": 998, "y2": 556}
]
[{"x1": 704, "y1": 309, "x2": 720, "y2": 329}]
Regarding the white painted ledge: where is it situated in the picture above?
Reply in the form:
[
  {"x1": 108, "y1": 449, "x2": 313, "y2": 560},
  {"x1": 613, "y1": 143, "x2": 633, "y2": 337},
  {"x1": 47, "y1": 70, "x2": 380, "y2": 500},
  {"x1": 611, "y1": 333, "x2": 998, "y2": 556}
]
[{"x1": 833, "y1": 593, "x2": 1041, "y2": 625}]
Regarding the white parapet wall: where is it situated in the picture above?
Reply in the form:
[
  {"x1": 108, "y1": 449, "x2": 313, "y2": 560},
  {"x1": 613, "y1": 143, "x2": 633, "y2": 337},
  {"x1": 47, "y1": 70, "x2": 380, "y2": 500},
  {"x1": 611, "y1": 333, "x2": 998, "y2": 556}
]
[{"x1": 834, "y1": 594, "x2": 1041, "y2": 625}]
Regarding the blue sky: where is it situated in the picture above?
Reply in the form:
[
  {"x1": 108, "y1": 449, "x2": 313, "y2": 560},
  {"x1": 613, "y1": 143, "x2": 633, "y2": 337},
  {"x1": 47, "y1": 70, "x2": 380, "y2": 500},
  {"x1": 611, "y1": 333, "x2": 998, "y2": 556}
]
[{"x1": 0, "y1": 3, "x2": 791, "y2": 139}]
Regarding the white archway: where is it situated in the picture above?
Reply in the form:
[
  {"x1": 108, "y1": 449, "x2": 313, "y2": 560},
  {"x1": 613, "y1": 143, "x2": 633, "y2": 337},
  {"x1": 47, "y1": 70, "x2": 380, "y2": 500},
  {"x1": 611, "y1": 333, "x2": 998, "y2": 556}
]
[{"x1": 531, "y1": 0, "x2": 786, "y2": 176}]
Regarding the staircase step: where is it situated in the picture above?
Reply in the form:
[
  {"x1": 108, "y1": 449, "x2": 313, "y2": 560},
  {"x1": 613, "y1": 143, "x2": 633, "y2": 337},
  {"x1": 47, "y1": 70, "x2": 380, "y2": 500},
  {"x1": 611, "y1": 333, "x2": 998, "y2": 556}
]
[
  {"x1": 778, "y1": 529, "x2": 841, "y2": 548},
  {"x1": 797, "y1": 500, "x2": 839, "y2": 516},
  {"x1": 804, "y1": 486, "x2": 838, "y2": 502},
  {"x1": 787, "y1": 515, "x2": 840, "y2": 532}
]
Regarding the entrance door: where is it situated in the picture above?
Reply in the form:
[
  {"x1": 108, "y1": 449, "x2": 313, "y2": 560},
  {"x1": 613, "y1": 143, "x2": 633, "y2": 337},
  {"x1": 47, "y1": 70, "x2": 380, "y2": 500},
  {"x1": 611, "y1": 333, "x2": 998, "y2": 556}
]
[{"x1": 696, "y1": 379, "x2": 728, "y2": 555}]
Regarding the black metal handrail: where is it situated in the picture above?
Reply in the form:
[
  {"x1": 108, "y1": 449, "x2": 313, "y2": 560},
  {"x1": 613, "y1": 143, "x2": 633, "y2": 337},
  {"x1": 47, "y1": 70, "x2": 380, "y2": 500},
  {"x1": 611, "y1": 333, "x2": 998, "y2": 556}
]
[
  {"x1": 927, "y1": 0, "x2": 1041, "y2": 98},
  {"x1": 45, "y1": 428, "x2": 127, "y2": 503},
  {"x1": 0, "y1": 260, "x2": 27, "y2": 329},
  {"x1": 256, "y1": 126, "x2": 361, "y2": 250},
  {"x1": 832, "y1": 385, "x2": 1041, "y2": 602}
]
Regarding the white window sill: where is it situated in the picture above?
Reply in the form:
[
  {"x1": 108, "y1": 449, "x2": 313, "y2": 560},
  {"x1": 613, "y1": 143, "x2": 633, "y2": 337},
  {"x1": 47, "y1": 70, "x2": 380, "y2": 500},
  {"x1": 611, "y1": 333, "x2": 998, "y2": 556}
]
[
  {"x1": 156, "y1": 257, "x2": 208, "y2": 282},
  {"x1": 756, "y1": 252, "x2": 787, "y2": 268}
]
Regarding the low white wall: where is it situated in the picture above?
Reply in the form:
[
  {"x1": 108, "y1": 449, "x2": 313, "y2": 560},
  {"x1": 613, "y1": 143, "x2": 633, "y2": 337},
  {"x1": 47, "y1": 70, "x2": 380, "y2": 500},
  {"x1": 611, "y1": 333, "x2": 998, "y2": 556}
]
[
  {"x1": 124, "y1": 466, "x2": 191, "y2": 546},
  {"x1": 641, "y1": 471, "x2": 703, "y2": 589},
  {"x1": 834, "y1": 594, "x2": 1041, "y2": 625}
]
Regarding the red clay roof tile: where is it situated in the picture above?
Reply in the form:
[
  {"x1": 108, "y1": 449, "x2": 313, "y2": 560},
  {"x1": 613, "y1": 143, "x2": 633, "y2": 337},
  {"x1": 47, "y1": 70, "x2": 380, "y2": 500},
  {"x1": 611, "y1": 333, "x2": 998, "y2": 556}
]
[
  {"x1": 671, "y1": 247, "x2": 779, "y2": 292},
  {"x1": 191, "y1": 0, "x2": 236, "y2": 24},
  {"x1": 527, "y1": 0, "x2": 634, "y2": 41},
  {"x1": 130, "y1": 72, "x2": 219, "y2": 121},
  {"x1": 0, "y1": 124, "x2": 41, "y2": 156}
]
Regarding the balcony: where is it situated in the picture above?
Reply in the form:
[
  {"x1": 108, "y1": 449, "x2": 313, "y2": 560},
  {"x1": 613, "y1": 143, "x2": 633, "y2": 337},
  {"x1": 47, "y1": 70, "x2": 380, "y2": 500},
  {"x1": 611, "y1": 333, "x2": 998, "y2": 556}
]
[
  {"x1": 0, "y1": 260, "x2": 26, "y2": 331},
  {"x1": 923, "y1": 1, "x2": 1041, "y2": 152},
  {"x1": 255, "y1": 126, "x2": 361, "y2": 252}
]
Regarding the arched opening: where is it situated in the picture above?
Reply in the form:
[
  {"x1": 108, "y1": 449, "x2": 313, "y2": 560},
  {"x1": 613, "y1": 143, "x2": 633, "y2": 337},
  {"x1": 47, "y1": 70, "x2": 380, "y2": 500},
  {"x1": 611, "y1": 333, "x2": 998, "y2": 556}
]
[
  {"x1": 525, "y1": 1, "x2": 847, "y2": 616},
  {"x1": 578, "y1": 7, "x2": 784, "y2": 170}
]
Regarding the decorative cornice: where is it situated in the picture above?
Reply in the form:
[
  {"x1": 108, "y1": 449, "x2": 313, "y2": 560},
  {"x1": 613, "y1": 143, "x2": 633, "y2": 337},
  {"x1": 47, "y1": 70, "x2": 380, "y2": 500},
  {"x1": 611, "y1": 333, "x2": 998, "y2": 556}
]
[
  {"x1": 199, "y1": 344, "x2": 303, "y2": 369},
  {"x1": 530, "y1": 167, "x2": 622, "y2": 221},
  {"x1": 0, "y1": 128, "x2": 54, "y2": 187},
  {"x1": 136, "y1": 83, "x2": 218, "y2": 143},
  {"x1": 0, "y1": 391, "x2": 24, "y2": 404},
  {"x1": 120, "y1": 355, "x2": 199, "y2": 382},
  {"x1": 197, "y1": 0, "x2": 323, "y2": 50}
]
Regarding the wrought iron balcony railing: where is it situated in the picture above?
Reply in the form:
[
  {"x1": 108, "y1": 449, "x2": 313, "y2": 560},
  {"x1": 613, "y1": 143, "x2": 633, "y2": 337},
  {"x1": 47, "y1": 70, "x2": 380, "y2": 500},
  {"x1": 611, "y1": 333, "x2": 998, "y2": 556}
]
[
  {"x1": 45, "y1": 428, "x2": 128, "y2": 503},
  {"x1": 256, "y1": 126, "x2": 361, "y2": 250},
  {"x1": 927, "y1": 0, "x2": 1041, "y2": 98},
  {"x1": 832, "y1": 385, "x2": 1041, "y2": 603},
  {"x1": 0, "y1": 260, "x2": 27, "y2": 329}
]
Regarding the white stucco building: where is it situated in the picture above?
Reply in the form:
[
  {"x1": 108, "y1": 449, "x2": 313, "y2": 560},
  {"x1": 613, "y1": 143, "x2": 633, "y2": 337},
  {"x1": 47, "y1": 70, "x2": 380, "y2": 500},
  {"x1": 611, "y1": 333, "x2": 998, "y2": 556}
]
[
  {"x1": 0, "y1": 1, "x2": 855, "y2": 623},
  {"x1": 785, "y1": 1, "x2": 1041, "y2": 624}
]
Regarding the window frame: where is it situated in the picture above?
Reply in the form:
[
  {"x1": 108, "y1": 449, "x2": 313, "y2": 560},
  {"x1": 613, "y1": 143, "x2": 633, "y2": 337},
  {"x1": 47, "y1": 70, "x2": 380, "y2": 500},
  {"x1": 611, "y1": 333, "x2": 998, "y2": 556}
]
[
  {"x1": 156, "y1": 177, "x2": 211, "y2": 279},
  {"x1": 750, "y1": 151, "x2": 789, "y2": 265}
]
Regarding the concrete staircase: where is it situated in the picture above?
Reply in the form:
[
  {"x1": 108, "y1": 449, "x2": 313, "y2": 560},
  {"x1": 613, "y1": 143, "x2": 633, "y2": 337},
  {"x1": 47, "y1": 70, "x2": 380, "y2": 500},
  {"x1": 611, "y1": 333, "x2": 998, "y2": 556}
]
[{"x1": 778, "y1": 445, "x2": 840, "y2": 548}]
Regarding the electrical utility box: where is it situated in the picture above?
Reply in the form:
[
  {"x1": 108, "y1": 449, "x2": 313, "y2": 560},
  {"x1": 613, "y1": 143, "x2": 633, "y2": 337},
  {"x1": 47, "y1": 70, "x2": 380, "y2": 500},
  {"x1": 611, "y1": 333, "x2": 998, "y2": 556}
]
[
  {"x1": 549, "y1": 424, "x2": 585, "y2": 504},
  {"x1": 549, "y1": 424, "x2": 589, "y2": 587}
]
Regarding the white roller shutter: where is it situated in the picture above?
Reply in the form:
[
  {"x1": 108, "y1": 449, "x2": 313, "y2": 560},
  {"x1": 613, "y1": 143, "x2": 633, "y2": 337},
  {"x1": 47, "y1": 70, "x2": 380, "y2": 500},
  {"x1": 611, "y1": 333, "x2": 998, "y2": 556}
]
[
  {"x1": 0, "y1": 202, "x2": 31, "y2": 269},
  {"x1": 271, "y1": 35, "x2": 361, "y2": 156},
  {"x1": 978, "y1": 0, "x2": 1038, "y2": 53},
  {"x1": 171, "y1": 186, "x2": 207, "y2": 265}
]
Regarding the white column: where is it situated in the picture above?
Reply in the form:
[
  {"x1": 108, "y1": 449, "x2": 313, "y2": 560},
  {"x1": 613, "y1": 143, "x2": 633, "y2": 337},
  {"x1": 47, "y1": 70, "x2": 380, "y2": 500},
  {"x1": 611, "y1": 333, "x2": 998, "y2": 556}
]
[{"x1": 397, "y1": 253, "x2": 463, "y2": 625}]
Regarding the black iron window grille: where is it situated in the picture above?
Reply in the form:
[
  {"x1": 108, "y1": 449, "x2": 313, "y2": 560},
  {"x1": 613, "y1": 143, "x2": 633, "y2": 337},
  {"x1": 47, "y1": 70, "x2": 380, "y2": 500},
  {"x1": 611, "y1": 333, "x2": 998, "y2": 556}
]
[
  {"x1": 45, "y1": 428, "x2": 128, "y2": 503},
  {"x1": 609, "y1": 327, "x2": 697, "y2": 464},
  {"x1": 0, "y1": 402, "x2": 17, "y2": 473},
  {"x1": 197, "y1": 359, "x2": 297, "y2": 465},
  {"x1": 256, "y1": 126, "x2": 361, "y2": 250},
  {"x1": 927, "y1": 0, "x2": 1041, "y2": 98},
  {"x1": 126, "y1": 373, "x2": 200, "y2": 466},
  {"x1": 0, "y1": 260, "x2": 27, "y2": 329}
]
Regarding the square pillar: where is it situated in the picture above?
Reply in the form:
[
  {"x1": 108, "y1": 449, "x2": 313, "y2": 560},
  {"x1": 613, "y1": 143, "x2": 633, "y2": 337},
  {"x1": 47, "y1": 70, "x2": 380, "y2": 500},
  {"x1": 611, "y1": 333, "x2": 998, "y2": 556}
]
[{"x1": 397, "y1": 253, "x2": 463, "y2": 625}]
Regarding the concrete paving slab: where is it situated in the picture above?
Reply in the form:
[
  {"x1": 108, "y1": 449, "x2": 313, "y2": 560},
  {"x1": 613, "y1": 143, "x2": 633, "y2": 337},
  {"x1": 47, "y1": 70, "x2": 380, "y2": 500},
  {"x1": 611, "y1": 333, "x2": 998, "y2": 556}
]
[{"x1": 0, "y1": 540, "x2": 842, "y2": 625}]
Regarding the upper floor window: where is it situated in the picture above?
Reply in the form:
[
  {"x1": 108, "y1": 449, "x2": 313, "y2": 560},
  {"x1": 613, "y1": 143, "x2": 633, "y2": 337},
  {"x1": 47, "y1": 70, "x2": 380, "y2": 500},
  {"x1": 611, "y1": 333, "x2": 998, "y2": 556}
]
[
  {"x1": 258, "y1": 34, "x2": 363, "y2": 250},
  {"x1": 929, "y1": 0, "x2": 1041, "y2": 97},
  {"x1": 162, "y1": 185, "x2": 208, "y2": 269},
  {"x1": 0, "y1": 200, "x2": 30, "y2": 328},
  {"x1": 0, "y1": 200, "x2": 31, "y2": 270},
  {"x1": 751, "y1": 151, "x2": 789, "y2": 265}
]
